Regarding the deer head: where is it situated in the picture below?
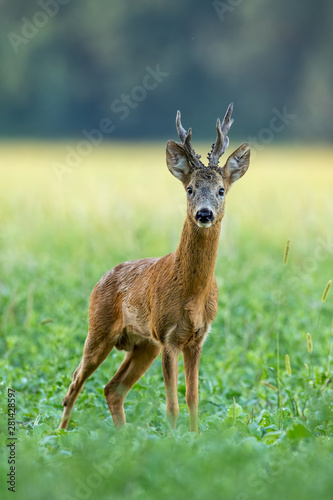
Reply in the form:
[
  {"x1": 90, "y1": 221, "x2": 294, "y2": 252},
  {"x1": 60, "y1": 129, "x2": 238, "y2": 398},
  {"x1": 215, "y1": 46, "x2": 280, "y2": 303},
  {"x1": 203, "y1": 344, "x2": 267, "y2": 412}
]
[{"x1": 166, "y1": 103, "x2": 250, "y2": 228}]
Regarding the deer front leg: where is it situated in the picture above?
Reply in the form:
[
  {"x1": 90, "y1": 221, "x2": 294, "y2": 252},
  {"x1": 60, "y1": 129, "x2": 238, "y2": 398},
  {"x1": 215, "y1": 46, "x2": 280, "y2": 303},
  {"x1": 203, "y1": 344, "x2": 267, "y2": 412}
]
[
  {"x1": 161, "y1": 345, "x2": 179, "y2": 429},
  {"x1": 183, "y1": 343, "x2": 202, "y2": 434}
]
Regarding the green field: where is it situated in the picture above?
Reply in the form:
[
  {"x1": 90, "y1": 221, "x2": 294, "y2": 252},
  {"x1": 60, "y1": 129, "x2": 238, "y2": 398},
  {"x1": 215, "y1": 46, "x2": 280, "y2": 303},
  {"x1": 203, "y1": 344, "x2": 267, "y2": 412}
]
[{"x1": 1, "y1": 142, "x2": 333, "y2": 499}]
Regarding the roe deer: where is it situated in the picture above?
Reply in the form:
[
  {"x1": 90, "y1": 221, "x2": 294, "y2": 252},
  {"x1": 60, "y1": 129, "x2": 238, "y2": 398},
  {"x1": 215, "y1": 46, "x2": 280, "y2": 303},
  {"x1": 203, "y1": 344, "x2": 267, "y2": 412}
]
[{"x1": 60, "y1": 103, "x2": 250, "y2": 433}]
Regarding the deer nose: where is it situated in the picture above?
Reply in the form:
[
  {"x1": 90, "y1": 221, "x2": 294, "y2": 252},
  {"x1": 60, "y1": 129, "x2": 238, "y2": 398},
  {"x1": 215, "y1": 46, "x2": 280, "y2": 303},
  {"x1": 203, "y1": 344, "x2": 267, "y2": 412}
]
[{"x1": 195, "y1": 208, "x2": 214, "y2": 223}]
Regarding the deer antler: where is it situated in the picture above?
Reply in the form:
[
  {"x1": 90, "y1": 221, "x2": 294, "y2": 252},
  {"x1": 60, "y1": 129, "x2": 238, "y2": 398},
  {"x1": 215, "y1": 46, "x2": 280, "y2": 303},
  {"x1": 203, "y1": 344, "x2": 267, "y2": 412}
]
[
  {"x1": 207, "y1": 102, "x2": 234, "y2": 167},
  {"x1": 176, "y1": 111, "x2": 203, "y2": 168}
]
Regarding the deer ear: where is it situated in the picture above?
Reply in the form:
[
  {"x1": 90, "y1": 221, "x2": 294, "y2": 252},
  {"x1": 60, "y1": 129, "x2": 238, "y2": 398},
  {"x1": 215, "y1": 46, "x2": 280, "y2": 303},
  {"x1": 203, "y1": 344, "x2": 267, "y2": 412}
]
[
  {"x1": 222, "y1": 143, "x2": 250, "y2": 185},
  {"x1": 166, "y1": 140, "x2": 191, "y2": 183}
]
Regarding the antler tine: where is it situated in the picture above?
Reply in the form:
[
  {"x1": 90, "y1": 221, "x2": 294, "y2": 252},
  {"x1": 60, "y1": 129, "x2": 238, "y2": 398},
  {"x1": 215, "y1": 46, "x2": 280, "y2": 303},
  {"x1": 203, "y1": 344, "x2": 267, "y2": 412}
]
[
  {"x1": 175, "y1": 111, "x2": 202, "y2": 168},
  {"x1": 176, "y1": 110, "x2": 187, "y2": 143},
  {"x1": 208, "y1": 102, "x2": 234, "y2": 166}
]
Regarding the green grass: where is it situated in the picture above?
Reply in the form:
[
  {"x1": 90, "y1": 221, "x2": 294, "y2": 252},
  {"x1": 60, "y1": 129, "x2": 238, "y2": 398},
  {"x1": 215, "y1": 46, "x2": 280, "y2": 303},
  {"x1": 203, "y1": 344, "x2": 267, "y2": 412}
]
[{"x1": 0, "y1": 142, "x2": 333, "y2": 499}]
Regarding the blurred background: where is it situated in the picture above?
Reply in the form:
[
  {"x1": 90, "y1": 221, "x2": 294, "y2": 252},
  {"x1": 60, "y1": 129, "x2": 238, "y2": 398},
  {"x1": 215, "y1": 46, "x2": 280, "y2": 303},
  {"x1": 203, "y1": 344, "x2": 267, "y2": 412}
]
[{"x1": 1, "y1": 0, "x2": 333, "y2": 142}]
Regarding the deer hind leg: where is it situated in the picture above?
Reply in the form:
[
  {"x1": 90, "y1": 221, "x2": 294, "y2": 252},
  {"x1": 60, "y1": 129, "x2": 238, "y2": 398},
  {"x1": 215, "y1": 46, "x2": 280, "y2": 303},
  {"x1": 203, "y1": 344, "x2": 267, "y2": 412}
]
[
  {"x1": 59, "y1": 329, "x2": 115, "y2": 430},
  {"x1": 104, "y1": 340, "x2": 160, "y2": 428}
]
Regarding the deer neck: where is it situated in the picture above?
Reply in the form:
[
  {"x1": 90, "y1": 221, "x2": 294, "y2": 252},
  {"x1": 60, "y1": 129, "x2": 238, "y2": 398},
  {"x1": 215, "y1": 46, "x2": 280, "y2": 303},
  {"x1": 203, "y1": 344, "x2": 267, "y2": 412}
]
[{"x1": 175, "y1": 215, "x2": 221, "y2": 296}]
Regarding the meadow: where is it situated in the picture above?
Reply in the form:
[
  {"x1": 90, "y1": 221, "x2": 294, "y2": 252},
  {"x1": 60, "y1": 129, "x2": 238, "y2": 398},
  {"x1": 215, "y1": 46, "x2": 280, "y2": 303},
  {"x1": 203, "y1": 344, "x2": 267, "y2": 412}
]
[{"x1": 0, "y1": 141, "x2": 332, "y2": 499}]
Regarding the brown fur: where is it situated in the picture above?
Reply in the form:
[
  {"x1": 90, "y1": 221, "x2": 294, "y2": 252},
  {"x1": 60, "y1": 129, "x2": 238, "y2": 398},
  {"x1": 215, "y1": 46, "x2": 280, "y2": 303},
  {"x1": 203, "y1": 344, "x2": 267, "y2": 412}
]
[{"x1": 59, "y1": 108, "x2": 250, "y2": 433}]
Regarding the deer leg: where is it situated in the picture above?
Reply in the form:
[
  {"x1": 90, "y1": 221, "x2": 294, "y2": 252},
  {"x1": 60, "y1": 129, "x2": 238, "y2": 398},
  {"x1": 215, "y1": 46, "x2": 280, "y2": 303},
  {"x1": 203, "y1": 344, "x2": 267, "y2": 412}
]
[
  {"x1": 183, "y1": 343, "x2": 202, "y2": 434},
  {"x1": 161, "y1": 345, "x2": 180, "y2": 429},
  {"x1": 104, "y1": 340, "x2": 160, "y2": 428},
  {"x1": 59, "y1": 330, "x2": 115, "y2": 430}
]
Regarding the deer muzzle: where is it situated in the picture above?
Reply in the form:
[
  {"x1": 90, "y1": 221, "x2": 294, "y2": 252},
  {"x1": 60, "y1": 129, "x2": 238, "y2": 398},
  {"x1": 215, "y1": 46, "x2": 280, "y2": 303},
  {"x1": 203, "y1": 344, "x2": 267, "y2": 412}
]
[{"x1": 195, "y1": 208, "x2": 214, "y2": 226}]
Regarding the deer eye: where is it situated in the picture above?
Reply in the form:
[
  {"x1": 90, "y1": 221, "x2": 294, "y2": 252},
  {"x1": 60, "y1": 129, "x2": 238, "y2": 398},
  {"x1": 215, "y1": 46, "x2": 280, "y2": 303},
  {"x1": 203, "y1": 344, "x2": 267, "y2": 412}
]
[
  {"x1": 187, "y1": 187, "x2": 193, "y2": 195},
  {"x1": 218, "y1": 187, "x2": 225, "y2": 196}
]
